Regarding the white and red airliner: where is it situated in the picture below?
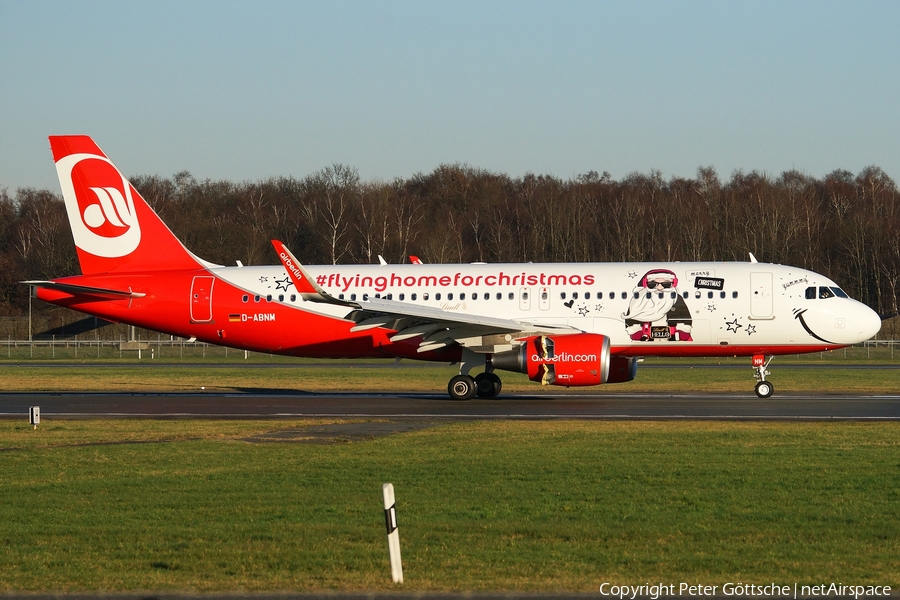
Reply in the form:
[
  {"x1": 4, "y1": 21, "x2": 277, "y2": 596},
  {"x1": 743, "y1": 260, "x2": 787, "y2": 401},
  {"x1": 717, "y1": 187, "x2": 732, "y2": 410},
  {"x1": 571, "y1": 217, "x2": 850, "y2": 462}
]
[{"x1": 26, "y1": 136, "x2": 881, "y2": 399}]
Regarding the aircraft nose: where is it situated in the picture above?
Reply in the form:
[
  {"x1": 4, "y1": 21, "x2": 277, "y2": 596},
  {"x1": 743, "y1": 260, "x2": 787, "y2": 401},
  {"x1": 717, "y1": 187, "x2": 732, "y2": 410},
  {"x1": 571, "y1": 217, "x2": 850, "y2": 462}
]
[{"x1": 857, "y1": 303, "x2": 882, "y2": 341}]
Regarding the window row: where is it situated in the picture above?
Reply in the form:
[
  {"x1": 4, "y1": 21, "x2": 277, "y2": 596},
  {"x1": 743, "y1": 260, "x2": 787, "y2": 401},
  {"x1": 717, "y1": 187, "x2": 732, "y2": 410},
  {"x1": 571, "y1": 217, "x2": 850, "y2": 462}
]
[{"x1": 242, "y1": 289, "x2": 740, "y2": 304}]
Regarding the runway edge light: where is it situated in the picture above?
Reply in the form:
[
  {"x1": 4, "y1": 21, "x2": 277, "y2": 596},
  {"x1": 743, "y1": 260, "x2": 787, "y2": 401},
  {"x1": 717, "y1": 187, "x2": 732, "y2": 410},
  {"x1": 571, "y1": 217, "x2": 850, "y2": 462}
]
[
  {"x1": 382, "y1": 483, "x2": 403, "y2": 584},
  {"x1": 29, "y1": 406, "x2": 40, "y2": 430}
]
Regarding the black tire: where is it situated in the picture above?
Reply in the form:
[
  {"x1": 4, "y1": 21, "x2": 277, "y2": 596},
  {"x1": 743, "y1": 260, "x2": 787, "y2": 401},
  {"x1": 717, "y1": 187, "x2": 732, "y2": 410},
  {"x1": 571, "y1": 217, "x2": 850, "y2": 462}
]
[
  {"x1": 755, "y1": 380, "x2": 774, "y2": 398},
  {"x1": 448, "y1": 374, "x2": 477, "y2": 400},
  {"x1": 475, "y1": 372, "x2": 502, "y2": 398}
]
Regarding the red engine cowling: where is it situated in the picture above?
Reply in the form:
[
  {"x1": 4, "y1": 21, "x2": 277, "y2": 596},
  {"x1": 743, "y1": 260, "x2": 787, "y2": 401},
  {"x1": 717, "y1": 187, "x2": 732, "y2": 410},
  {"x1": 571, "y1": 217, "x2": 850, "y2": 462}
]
[{"x1": 493, "y1": 333, "x2": 611, "y2": 387}]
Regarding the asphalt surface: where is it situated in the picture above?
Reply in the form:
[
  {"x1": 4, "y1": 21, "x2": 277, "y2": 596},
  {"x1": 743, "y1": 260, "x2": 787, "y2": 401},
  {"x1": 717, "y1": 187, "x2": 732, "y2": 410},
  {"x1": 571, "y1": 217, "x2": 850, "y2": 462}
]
[{"x1": 1, "y1": 390, "x2": 898, "y2": 420}]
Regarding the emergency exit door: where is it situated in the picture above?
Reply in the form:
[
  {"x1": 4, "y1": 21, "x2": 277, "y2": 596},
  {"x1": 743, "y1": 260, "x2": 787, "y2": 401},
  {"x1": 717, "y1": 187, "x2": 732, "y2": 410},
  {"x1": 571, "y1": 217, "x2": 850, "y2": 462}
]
[
  {"x1": 190, "y1": 276, "x2": 215, "y2": 322},
  {"x1": 749, "y1": 272, "x2": 773, "y2": 319}
]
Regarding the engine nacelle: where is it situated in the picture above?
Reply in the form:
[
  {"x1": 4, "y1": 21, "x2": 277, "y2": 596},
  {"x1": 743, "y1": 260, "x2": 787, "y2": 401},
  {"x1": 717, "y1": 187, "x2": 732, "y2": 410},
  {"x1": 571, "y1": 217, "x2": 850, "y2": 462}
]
[
  {"x1": 606, "y1": 356, "x2": 638, "y2": 384},
  {"x1": 493, "y1": 333, "x2": 610, "y2": 387}
]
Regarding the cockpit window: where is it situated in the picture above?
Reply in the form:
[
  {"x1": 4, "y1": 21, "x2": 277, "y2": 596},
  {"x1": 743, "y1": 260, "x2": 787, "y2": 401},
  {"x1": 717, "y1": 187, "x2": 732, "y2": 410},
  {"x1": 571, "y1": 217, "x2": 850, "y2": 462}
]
[
  {"x1": 831, "y1": 287, "x2": 849, "y2": 298},
  {"x1": 819, "y1": 286, "x2": 834, "y2": 299},
  {"x1": 805, "y1": 287, "x2": 816, "y2": 300}
]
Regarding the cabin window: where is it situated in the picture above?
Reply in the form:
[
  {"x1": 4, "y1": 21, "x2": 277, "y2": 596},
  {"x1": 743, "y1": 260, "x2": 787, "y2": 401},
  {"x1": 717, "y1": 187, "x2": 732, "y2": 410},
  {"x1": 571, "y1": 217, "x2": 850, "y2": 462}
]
[
  {"x1": 254, "y1": 295, "x2": 260, "y2": 303},
  {"x1": 707, "y1": 291, "x2": 714, "y2": 299},
  {"x1": 523, "y1": 291, "x2": 529, "y2": 300},
  {"x1": 573, "y1": 292, "x2": 579, "y2": 300},
  {"x1": 411, "y1": 293, "x2": 417, "y2": 301},
  {"x1": 560, "y1": 292, "x2": 567, "y2": 300},
  {"x1": 585, "y1": 292, "x2": 591, "y2": 300},
  {"x1": 423, "y1": 293, "x2": 429, "y2": 300},
  {"x1": 386, "y1": 293, "x2": 392, "y2": 300},
  {"x1": 509, "y1": 292, "x2": 514, "y2": 300},
  {"x1": 448, "y1": 293, "x2": 454, "y2": 300},
  {"x1": 363, "y1": 293, "x2": 369, "y2": 301},
  {"x1": 242, "y1": 295, "x2": 248, "y2": 303},
  {"x1": 634, "y1": 292, "x2": 640, "y2": 299},
  {"x1": 399, "y1": 293, "x2": 405, "y2": 301},
  {"x1": 484, "y1": 292, "x2": 490, "y2": 300},
  {"x1": 436, "y1": 293, "x2": 442, "y2": 301},
  {"x1": 597, "y1": 292, "x2": 603, "y2": 299},
  {"x1": 291, "y1": 294, "x2": 297, "y2": 302},
  {"x1": 683, "y1": 291, "x2": 689, "y2": 299},
  {"x1": 646, "y1": 292, "x2": 652, "y2": 299},
  {"x1": 278, "y1": 294, "x2": 284, "y2": 302},
  {"x1": 541, "y1": 290, "x2": 548, "y2": 300},
  {"x1": 720, "y1": 291, "x2": 726, "y2": 299},
  {"x1": 732, "y1": 291, "x2": 738, "y2": 298},
  {"x1": 266, "y1": 295, "x2": 272, "y2": 302},
  {"x1": 694, "y1": 291, "x2": 701, "y2": 299},
  {"x1": 350, "y1": 293, "x2": 357, "y2": 301},
  {"x1": 338, "y1": 294, "x2": 344, "y2": 300},
  {"x1": 621, "y1": 292, "x2": 628, "y2": 300}
]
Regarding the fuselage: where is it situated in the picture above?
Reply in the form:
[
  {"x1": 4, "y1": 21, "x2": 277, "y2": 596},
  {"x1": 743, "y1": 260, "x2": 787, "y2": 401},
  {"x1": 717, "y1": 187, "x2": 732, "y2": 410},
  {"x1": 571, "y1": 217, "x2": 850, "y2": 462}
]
[{"x1": 37, "y1": 260, "x2": 881, "y2": 360}]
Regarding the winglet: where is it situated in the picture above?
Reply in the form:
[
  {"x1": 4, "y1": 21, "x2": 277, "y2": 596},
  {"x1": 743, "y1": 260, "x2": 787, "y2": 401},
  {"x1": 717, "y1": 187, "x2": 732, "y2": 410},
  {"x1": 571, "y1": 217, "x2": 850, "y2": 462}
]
[
  {"x1": 409, "y1": 255, "x2": 423, "y2": 264},
  {"x1": 271, "y1": 240, "x2": 356, "y2": 307}
]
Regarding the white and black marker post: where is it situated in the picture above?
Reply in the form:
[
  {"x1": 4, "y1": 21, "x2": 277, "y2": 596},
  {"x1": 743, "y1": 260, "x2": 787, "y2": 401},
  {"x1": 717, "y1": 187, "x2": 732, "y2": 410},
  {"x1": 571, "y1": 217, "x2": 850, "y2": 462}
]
[
  {"x1": 382, "y1": 483, "x2": 403, "y2": 583},
  {"x1": 29, "y1": 406, "x2": 40, "y2": 430}
]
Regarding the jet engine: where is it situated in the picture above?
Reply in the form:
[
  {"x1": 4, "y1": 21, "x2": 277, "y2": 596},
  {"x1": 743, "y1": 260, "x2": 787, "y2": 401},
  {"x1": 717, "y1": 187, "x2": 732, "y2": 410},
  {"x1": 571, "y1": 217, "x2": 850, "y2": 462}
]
[
  {"x1": 606, "y1": 356, "x2": 638, "y2": 384},
  {"x1": 492, "y1": 333, "x2": 611, "y2": 386}
]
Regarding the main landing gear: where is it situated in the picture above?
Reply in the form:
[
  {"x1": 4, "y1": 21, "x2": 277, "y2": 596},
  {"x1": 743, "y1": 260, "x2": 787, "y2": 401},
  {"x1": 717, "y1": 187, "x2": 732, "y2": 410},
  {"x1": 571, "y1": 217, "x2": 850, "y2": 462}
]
[
  {"x1": 447, "y1": 372, "x2": 502, "y2": 400},
  {"x1": 752, "y1": 354, "x2": 774, "y2": 398},
  {"x1": 448, "y1": 353, "x2": 503, "y2": 400}
]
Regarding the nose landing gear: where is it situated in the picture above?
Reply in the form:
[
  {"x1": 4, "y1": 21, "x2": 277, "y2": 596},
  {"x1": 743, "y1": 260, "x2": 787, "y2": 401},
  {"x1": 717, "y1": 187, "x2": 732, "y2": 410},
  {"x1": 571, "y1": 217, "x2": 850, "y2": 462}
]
[{"x1": 752, "y1": 354, "x2": 774, "y2": 398}]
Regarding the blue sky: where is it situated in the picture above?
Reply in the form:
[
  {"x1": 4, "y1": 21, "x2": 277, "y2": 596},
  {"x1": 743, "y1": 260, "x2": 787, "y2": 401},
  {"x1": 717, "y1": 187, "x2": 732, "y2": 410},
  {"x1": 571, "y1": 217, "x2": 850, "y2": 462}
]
[{"x1": 2, "y1": 0, "x2": 899, "y2": 192}]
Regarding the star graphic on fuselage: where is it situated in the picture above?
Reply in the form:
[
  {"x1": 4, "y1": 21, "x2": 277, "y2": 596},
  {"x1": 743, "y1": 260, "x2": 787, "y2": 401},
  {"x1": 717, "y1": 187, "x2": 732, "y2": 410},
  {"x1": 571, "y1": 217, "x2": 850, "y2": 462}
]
[
  {"x1": 274, "y1": 276, "x2": 293, "y2": 292},
  {"x1": 746, "y1": 324, "x2": 757, "y2": 335},
  {"x1": 725, "y1": 318, "x2": 743, "y2": 333},
  {"x1": 578, "y1": 306, "x2": 590, "y2": 316},
  {"x1": 628, "y1": 271, "x2": 638, "y2": 278},
  {"x1": 707, "y1": 303, "x2": 717, "y2": 312},
  {"x1": 259, "y1": 276, "x2": 269, "y2": 283}
]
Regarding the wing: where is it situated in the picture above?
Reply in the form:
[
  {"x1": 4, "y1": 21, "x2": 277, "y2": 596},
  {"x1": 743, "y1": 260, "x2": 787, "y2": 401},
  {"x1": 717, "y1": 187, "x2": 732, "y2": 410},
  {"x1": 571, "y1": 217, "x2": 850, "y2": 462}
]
[{"x1": 271, "y1": 240, "x2": 578, "y2": 354}]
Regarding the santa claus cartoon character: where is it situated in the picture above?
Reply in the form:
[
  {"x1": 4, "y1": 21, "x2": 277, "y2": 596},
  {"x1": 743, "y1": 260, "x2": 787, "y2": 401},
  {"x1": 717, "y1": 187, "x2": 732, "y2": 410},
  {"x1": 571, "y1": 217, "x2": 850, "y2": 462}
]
[{"x1": 622, "y1": 269, "x2": 693, "y2": 341}]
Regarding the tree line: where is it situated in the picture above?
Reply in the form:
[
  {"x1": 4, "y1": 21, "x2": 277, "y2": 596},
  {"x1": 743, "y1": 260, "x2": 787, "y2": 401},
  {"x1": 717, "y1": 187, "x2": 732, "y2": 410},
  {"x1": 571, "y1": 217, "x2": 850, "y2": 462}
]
[{"x1": 2, "y1": 163, "x2": 898, "y2": 320}]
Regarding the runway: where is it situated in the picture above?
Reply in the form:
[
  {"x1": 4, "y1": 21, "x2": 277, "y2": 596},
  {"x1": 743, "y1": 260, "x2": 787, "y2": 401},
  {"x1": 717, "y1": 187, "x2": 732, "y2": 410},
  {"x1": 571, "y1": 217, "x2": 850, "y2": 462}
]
[{"x1": 1, "y1": 391, "x2": 899, "y2": 420}]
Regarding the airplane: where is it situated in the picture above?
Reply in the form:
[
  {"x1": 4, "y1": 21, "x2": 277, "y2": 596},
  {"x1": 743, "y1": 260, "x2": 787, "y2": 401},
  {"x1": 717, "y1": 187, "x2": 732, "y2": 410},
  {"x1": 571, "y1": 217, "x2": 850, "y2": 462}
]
[{"x1": 25, "y1": 135, "x2": 882, "y2": 400}]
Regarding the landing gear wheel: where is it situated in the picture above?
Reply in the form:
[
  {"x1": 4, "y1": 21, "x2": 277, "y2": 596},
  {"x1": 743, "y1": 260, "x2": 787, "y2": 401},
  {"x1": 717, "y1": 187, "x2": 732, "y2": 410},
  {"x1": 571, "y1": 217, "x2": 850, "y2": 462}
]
[
  {"x1": 755, "y1": 380, "x2": 774, "y2": 398},
  {"x1": 475, "y1": 372, "x2": 502, "y2": 398},
  {"x1": 448, "y1": 374, "x2": 477, "y2": 401}
]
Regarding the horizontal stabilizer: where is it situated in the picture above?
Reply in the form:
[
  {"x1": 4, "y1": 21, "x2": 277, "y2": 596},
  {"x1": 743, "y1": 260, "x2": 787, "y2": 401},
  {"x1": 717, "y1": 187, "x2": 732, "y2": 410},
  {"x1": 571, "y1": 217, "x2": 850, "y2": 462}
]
[{"x1": 22, "y1": 280, "x2": 146, "y2": 299}]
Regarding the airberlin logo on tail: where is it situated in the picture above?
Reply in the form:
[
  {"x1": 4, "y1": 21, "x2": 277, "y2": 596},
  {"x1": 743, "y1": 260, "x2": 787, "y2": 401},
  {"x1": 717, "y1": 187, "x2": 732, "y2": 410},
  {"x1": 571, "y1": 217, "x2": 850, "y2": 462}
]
[{"x1": 55, "y1": 153, "x2": 141, "y2": 258}]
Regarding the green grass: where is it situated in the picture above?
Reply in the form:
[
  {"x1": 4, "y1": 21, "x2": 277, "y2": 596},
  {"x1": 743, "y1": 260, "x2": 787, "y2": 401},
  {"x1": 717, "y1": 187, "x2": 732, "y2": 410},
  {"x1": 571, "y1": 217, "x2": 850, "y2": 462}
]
[
  {"x1": 0, "y1": 420, "x2": 898, "y2": 591},
  {"x1": 0, "y1": 362, "x2": 897, "y2": 393}
]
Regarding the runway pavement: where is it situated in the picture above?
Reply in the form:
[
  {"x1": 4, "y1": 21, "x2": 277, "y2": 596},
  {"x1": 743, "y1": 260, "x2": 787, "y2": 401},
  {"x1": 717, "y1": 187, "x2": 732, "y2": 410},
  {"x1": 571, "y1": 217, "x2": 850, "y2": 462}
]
[{"x1": 0, "y1": 390, "x2": 898, "y2": 420}]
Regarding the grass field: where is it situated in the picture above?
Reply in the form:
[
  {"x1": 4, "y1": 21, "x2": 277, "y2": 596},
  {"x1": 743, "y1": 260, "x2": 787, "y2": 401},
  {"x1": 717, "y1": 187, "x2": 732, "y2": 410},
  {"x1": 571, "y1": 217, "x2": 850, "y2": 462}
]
[
  {"x1": 0, "y1": 360, "x2": 897, "y2": 394},
  {"x1": 0, "y1": 419, "x2": 898, "y2": 592}
]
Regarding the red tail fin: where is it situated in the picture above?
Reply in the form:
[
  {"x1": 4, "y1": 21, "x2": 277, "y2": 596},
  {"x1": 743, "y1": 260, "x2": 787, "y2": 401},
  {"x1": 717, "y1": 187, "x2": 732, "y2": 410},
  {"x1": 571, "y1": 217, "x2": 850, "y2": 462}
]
[{"x1": 50, "y1": 135, "x2": 201, "y2": 274}]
